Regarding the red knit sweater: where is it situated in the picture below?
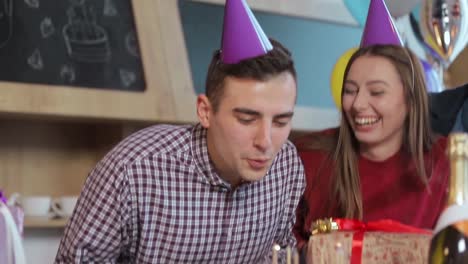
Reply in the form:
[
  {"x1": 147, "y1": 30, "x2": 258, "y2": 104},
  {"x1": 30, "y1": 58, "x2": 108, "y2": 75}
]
[{"x1": 293, "y1": 129, "x2": 449, "y2": 249}]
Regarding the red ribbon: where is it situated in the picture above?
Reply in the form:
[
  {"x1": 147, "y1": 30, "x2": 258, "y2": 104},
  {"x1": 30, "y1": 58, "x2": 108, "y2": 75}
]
[{"x1": 334, "y1": 218, "x2": 431, "y2": 264}]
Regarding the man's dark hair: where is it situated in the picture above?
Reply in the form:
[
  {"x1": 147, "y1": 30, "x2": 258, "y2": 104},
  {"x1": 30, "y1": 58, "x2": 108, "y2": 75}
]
[{"x1": 205, "y1": 38, "x2": 296, "y2": 112}]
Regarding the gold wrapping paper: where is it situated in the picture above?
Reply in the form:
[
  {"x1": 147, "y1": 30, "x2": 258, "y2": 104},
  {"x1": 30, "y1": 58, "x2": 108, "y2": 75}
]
[{"x1": 307, "y1": 231, "x2": 431, "y2": 264}]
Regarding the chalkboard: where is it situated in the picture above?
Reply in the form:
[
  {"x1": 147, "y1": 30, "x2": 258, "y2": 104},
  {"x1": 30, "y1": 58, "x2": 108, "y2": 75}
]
[{"x1": 0, "y1": 0, "x2": 145, "y2": 91}]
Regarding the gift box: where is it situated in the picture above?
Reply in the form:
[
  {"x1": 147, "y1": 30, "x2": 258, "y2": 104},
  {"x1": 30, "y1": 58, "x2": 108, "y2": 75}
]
[{"x1": 306, "y1": 218, "x2": 431, "y2": 264}]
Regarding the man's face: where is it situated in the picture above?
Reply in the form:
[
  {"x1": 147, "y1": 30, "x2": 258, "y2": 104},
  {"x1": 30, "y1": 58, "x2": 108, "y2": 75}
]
[{"x1": 197, "y1": 72, "x2": 296, "y2": 187}]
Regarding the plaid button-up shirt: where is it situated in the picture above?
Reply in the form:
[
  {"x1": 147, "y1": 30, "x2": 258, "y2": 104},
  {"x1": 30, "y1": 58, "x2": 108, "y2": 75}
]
[{"x1": 55, "y1": 124, "x2": 305, "y2": 263}]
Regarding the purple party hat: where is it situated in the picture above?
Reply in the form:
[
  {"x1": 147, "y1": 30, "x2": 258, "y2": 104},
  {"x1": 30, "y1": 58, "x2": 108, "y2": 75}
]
[
  {"x1": 221, "y1": 0, "x2": 273, "y2": 64},
  {"x1": 360, "y1": 0, "x2": 403, "y2": 47}
]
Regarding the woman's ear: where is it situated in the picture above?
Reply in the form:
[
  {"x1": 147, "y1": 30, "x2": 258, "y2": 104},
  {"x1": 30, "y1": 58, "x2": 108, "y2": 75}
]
[{"x1": 197, "y1": 94, "x2": 212, "y2": 128}]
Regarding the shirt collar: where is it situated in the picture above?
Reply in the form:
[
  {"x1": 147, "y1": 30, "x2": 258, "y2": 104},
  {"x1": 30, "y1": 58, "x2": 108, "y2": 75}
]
[{"x1": 191, "y1": 124, "x2": 231, "y2": 188}]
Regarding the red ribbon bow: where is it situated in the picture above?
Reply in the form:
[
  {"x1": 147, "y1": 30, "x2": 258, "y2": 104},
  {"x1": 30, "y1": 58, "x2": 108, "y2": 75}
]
[{"x1": 334, "y1": 218, "x2": 431, "y2": 264}]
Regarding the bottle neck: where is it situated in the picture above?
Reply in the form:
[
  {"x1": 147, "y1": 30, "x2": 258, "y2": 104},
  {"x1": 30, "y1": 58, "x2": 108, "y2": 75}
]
[{"x1": 447, "y1": 156, "x2": 468, "y2": 206}]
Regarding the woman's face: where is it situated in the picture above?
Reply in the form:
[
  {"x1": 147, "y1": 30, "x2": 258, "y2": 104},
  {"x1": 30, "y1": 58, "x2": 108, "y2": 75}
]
[{"x1": 342, "y1": 55, "x2": 408, "y2": 155}]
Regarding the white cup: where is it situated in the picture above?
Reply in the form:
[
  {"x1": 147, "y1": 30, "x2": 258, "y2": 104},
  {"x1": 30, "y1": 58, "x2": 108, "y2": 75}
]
[
  {"x1": 17, "y1": 195, "x2": 52, "y2": 217},
  {"x1": 51, "y1": 196, "x2": 78, "y2": 217},
  {"x1": 23, "y1": 196, "x2": 52, "y2": 216}
]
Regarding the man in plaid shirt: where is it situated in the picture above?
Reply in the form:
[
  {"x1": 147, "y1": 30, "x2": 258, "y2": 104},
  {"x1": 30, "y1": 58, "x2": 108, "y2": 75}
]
[
  {"x1": 55, "y1": 40, "x2": 305, "y2": 263},
  {"x1": 55, "y1": 2, "x2": 305, "y2": 261}
]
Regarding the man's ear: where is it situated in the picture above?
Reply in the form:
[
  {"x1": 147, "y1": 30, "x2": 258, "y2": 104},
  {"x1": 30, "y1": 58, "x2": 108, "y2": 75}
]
[{"x1": 197, "y1": 94, "x2": 212, "y2": 128}]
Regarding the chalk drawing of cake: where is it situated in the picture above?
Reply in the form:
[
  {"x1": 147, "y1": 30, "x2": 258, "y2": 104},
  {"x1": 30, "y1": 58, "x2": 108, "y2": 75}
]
[{"x1": 63, "y1": 0, "x2": 110, "y2": 63}]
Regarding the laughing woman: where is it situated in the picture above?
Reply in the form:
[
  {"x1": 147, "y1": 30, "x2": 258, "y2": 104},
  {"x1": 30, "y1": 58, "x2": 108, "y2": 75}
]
[{"x1": 293, "y1": 44, "x2": 449, "y2": 250}]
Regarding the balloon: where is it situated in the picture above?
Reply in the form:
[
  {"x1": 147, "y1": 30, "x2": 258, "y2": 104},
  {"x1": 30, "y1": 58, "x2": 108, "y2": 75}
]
[
  {"x1": 418, "y1": 0, "x2": 468, "y2": 66},
  {"x1": 330, "y1": 48, "x2": 358, "y2": 108},
  {"x1": 385, "y1": 0, "x2": 421, "y2": 18},
  {"x1": 409, "y1": 10, "x2": 445, "y2": 63},
  {"x1": 343, "y1": 0, "x2": 422, "y2": 26},
  {"x1": 420, "y1": 59, "x2": 444, "y2": 93}
]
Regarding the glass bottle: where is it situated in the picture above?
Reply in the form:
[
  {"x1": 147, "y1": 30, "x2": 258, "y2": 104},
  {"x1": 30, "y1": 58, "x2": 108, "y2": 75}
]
[{"x1": 429, "y1": 133, "x2": 468, "y2": 263}]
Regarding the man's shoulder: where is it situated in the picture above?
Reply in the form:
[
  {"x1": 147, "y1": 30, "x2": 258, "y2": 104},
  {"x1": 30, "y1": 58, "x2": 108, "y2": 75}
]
[
  {"x1": 126, "y1": 124, "x2": 192, "y2": 142},
  {"x1": 278, "y1": 139, "x2": 299, "y2": 157},
  {"x1": 274, "y1": 140, "x2": 305, "y2": 168},
  {"x1": 110, "y1": 124, "x2": 194, "y2": 163}
]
